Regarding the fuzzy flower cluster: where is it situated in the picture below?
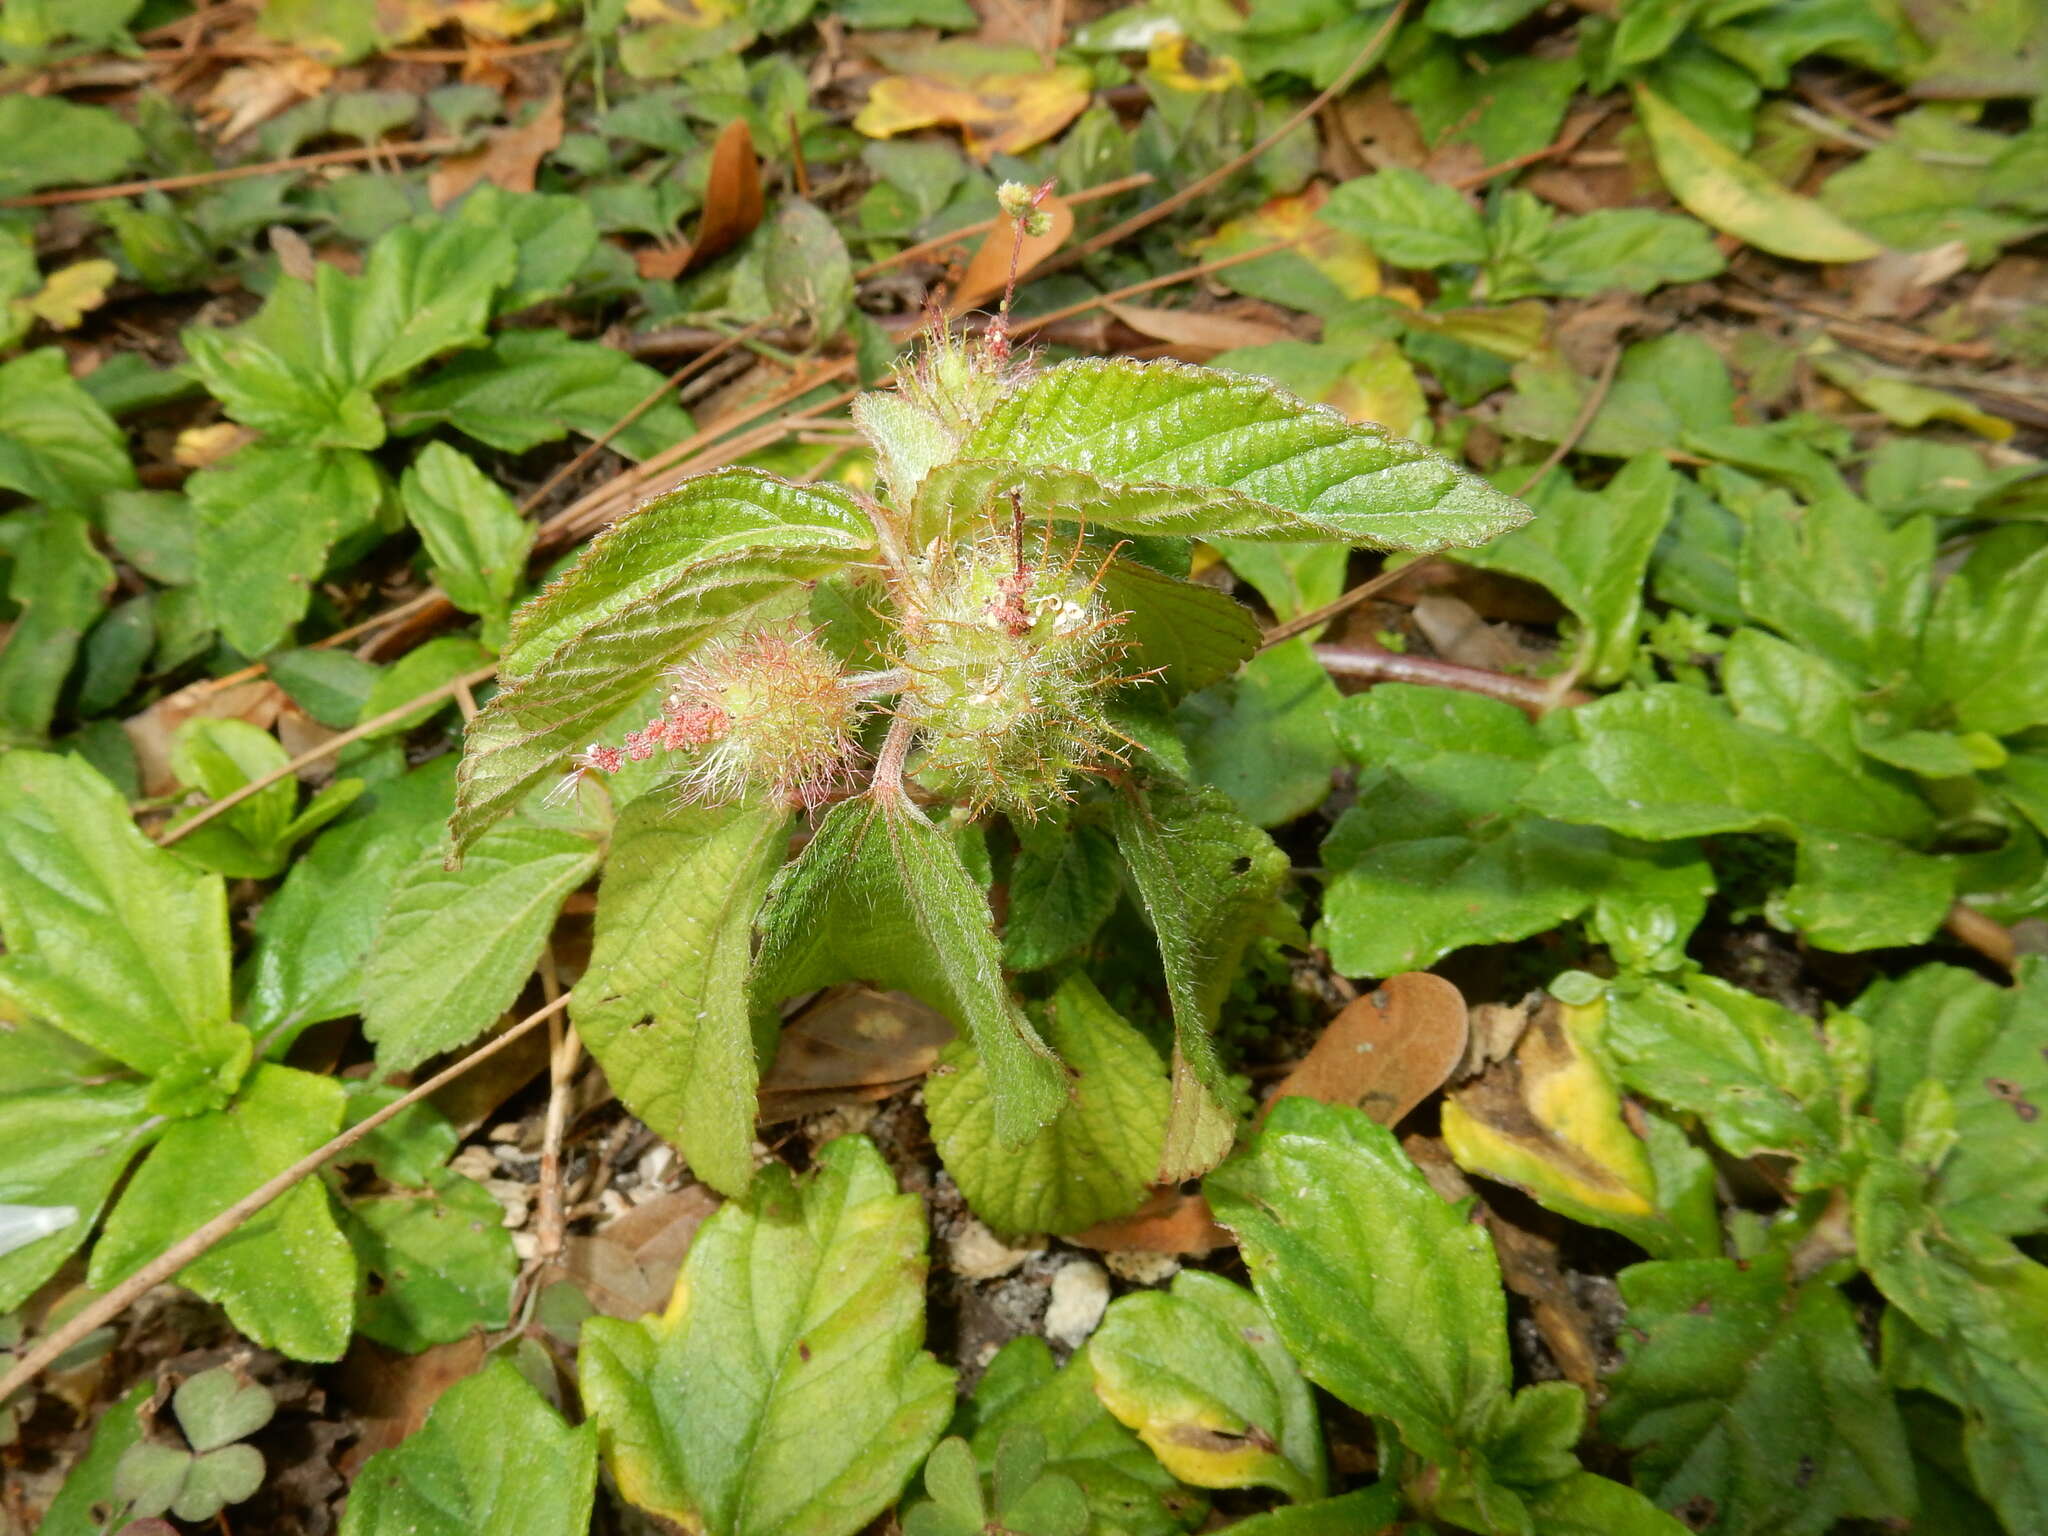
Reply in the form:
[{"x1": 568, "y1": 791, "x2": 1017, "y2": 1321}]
[
  {"x1": 895, "y1": 522, "x2": 1137, "y2": 814},
  {"x1": 566, "y1": 627, "x2": 864, "y2": 811}
]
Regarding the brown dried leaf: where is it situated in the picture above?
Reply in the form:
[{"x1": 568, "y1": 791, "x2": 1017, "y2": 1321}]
[
  {"x1": 542, "y1": 1185, "x2": 719, "y2": 1319},
  {"x1": 200, "y1": 58, "x2": 333, "y2": 142},
  {"x1": 684, "y1": 119, "x2": 764, "y2": 274},
  {"x1": 336, "y1": 1335, "x2": 487, "y2": 1477},
  {"x1": 1102, "y1": 301, "x2": 1295, "y2": 358},
  {"x1": 1070, "y1": 1188, "x2": 1233, "y2": 1257},
  {"x1": 756, "y1": 987, "x2": 955, "y2": 1125},
  {"x1": 125, "y1": 679, "x2": 286, "y2": 797},
  {"x1": 948, "y1": 192, "x2": 1074, "y2": 316},
  {"x1": 428, "y1": 96, "x2": 565, "y2": 208},
  {"x1": 1262, "y1": 972, "x2": 1469, "y2": 1128}
]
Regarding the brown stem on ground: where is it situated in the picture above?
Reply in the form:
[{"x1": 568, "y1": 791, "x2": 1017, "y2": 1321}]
[{"x1": 1314, "y1": 643, "x2": 1592, "y2": 715}]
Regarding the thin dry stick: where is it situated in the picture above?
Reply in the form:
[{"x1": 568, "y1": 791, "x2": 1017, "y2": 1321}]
[
  {"x1": 533, "y1": 949, "x2": 576, "y2": 1264},
  {"x1": 1315, "y1": 643, "x2": 1594, "y2": 714},
  {"x1": 1, "y1": 137, "x2": 463, "y2": 209},
  {"x1": 1259, "y1": 564, "x2": 1411, "y2": 650},
  {"x1": 1035, "y1": 4, "x2": 1407, "y2": 280},
  {"x1": 0, "y1": 994, "x2": 571, "y2": 1407},
  {"x1": 1514, "y1": 346, "x2": 1622, "y2": 498},
  {"x1": 156, "y1": 664, "x2": 498, "y2": 846}
]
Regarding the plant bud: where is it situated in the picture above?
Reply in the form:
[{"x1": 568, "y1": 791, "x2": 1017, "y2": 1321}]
[
  {"x1": 896, "y1": 524, "x2": 1135, "y2": 813},
  {"x1": 568, "y1": 627, "x2": 865, "y2": 810}
]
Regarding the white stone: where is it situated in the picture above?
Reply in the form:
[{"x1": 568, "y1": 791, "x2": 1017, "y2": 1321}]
[
  {"x1": 1103, "y1": 1249, "x2": 1181, "y2": 1286},
  {"x1": 637, "y1": 1143, "x2": 675, "y2": 1186},
  {"x1": 947, "y1": 1217, "x2": 1039, "y2": 1280},
  {"x1": 449, "y1": 1146, "x2": 497, "y2": 1183},
  {"x1": 1043, "y1": 1259, "x2": 1111, "y2": 1349}
]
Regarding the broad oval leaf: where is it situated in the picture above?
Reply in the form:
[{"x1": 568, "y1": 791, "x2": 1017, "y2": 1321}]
[
  {"x1": 578, "y1": 1134, "x2": 955, "y2": 1536},
  {"x1": 754, "y1": 797, "x2": 1064, "y2": 1143},
  {"x1": 574, "y1": 798, "x2": 792, "y2": 1198},
  {"x1": 1205, "y1": 1096, "x2": 1509, "y2": 1465},
  {"x1": 1633, "y1": 85, "x2": 1883, "y2": 263},
  {"x1": 0, "y1": 751, "x2": 244, "y2": 1100},
  {"x1": 452, "y1": 469, "x2": 873, "y2": 852},
  {"x1": 339, "y1": 1357, "x2": 597, "y2": 1536},
  {"x1": 1090, "y1": 1270, "x2": 1327, "y2": 1501},
  {"x1": 913, "y1": 358, "x2": 1530, "y2": 552}
]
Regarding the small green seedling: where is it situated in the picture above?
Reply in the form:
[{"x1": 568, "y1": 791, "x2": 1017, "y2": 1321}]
[{"x1": 111, "y1": 1363, "x2": 274, "y2": 1524}]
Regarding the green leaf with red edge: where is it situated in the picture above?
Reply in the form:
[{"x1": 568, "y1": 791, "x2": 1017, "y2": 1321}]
[{"x1": 450, "y1": 469, "x2": 873, "y2": 854}]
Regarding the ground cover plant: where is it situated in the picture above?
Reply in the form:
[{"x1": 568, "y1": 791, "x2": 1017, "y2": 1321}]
[{"x1": 0, "y1": 0, "x2": 2045, "y2": 1532}]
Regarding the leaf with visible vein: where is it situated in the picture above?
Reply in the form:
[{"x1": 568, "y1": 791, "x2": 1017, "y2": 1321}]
[
  {"x1": 753, "y1": 797, "x2": 1064, "y2": 1144},
  {"x1": 452, "y1": 469, "x2": 873, "y2": 852},
  {"x1": 578, "y1": 1135, "x2": 955, "y2": 1536},
  {"x1": 912, "y1": 358, "x2": 1529, "y2": 552},
  {"x1": 574, "y1": 798, "x2": 791, "y2": 1197}
]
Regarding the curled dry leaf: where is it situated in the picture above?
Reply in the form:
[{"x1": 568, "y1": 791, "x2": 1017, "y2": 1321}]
[
  {"x1": 1261, "y1": 971, "x2": 1470, "y2": 1128},
  {"x1": 1102, "y1": 301, "x2": 1297, "y2": 360},
  {"x1": 124, "y1": 679, "x2": 286, "y2": 797},
  {"x1": 947, "y1": 192, "x2": 1074, "y2": 316},
  {"x1": 200, "y1": 58, "x2": 334, "y2": 142}
]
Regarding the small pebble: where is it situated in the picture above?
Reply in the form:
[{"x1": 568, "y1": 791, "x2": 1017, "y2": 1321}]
[
  {"x1": 1103, "y1": 1249, "x2": 1181, "y2": 1286},
  {"x1": 449, "y1": 1146, "x2": 497, "y2": 1183},
  {"x1": 510, "y1": 1231, "x2": 539, "y2": 1262},
  {"x1": 637, "y1": 1144, "x2": 675, "y2": 1186},
  {"x1": 480, "y1": 1178, "x2": 531, "y2": 1229},
  {"x1": 947, "y1": 1218, "x2": 1039, "y2": 1281},
  {"x1": 598, "y1": 1188, "x2": 630, "y2": 1222},
  {"x1": 488, "y1": 1121, "x2": 523, "y2": 1144},
  {"x1": 1043, "y1": 1259, "x2": 1110, "y2": 1349}
]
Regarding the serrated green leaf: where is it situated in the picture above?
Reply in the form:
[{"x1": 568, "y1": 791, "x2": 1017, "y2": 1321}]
[
  {"x1": 1503, "y1": 207, "x2": 1725, "y2": 300},
  {"x1": 1737, "y1": 495, "x2": 1931, "y2": 688},
  {"x1": 1632, "y1": 84, "x2": 1882, "y2": 262},
  {"x1": 339, "y1": 1357, "x2": 597, "y2": 1536},
  {"x1": 753, "y1": 797, "x2": 1063, "y2": 1145},
  {"x1": 362, "y1": 823, "x2": 599, "y2": 1071},
  {"x1": 0, "y1": 751, "x2": 244, "y2": 1099},
  {"x1": 449, "y1": 185, "x2": 600, "y2": 313},
  {"x1": 927, "y1": 972, "x2": 1167, "y2": 1236},
  {"x1": 389, "y1": 331, "x2": 694, "y2": 461},
  {"x1": 1521, "y1": 685, "x2": 1933, "y2": 844},
  {"x1": 1720, "y1": 627, "x2": 1860, "y2": 771},
  {"x1": 1002, "y1": 818, "x2": 1120, "y2": 972},
  {"x1": 167, "y1": 716, "x2": 363, "y2": 879},
  {"x1": 399, "y1": 443, "x2": 535, "y2": 644},
  {"x1": 575, "y1": 798, "x2": 790, "y2": 1198},
  {"x1": 1097, "y1": 556, "x2": 1261, "y2": 700},
  {"x1": 188, "y1": 444, "x2": 387, "y2": 659},
  {"x1": 1322, "y1": 167, "x2": 1489, "y2": 268},
  {"x1": 453, "y1": 469, "x2": 872, "y2": 851},
  {"x1": 0, "y1": 1021, "x2": 155, "y2": 1311},
  {"x1": 341, "y1": 1169, "x2": 516, "y2": 1352},
  {"x1": 915, "y1": 358, "x2": 1529, "y2": 553},
  {"x1": 1111, "y1": 781, "x2": 1288, "y2": 1180},
  {"x1": 0, "y1": 507, "x2": 112, "y2": 748},
  {"x1": 962, "y1": 1337, "x2": 1207, "y2": 1536},
  {"x1": 1459, "y1": 454, "x2": 1676, "y2": 686},
  {"x1": 0, "y1": 347, "x2": 136, "y2": 515},
  {"x1": 241, "y1": 760, "x2": 456, "y2": 1056},
  {"x1": 182, "y1": 218, "x2": 517, "y2": 447},
  {"x1": 1191, "y1": 1483, "x2": 1406, "y2": 1535},
  {"x1": 1599, "y1": 975, "x2": 1846, "y2": 1184},
  {"x1": 1090, "y1": 1270, "x2": 1326, "y2": 1501},
  {"x1": 1178, "y1": 639, "x2": 1343, "y2": 829},
  {"x1": 91, "y1": 1064, "x2": 356, "y2": 1361},
  {"x1": 1857, "y1": 961, "x2": 2048, "y2": 1238},
  {"x1": 1604, "y1": 1252, "x2": 1914, "y2": 1536},
  {"x1": 578, "y1": 1135, "x2": 955, "y2": 1536},
  {"x1": 0, "y1": 95, "x2": 143, "y2": 198},
  {"x1": 1206, "y1": 1096, "x2": 1507, "y2": 1465}
]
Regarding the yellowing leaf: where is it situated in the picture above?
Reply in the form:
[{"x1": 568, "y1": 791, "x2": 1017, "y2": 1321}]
[
  {"x1": 855, "y1": 66, "x2": 1092, "y2": 162},
  {"x1": 1632, "y1": 85, "x2": 1882, "y2": 263},
  {"x1": 19, "y1": 260, "x2": 115, "y2": 331},
  {"x1": 1812, "y1": 349, "x2": 2013, "y2": 441},
  {"x1": 1442, "y1": 994, "x2": 1713, "y2": 1258},
  {"x1": 1147, "y1": 33, "x2": 1245, "y2": 94},
  {"x1": 1199, "y1": 188, "x2": 1381, "y2": 303}
]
